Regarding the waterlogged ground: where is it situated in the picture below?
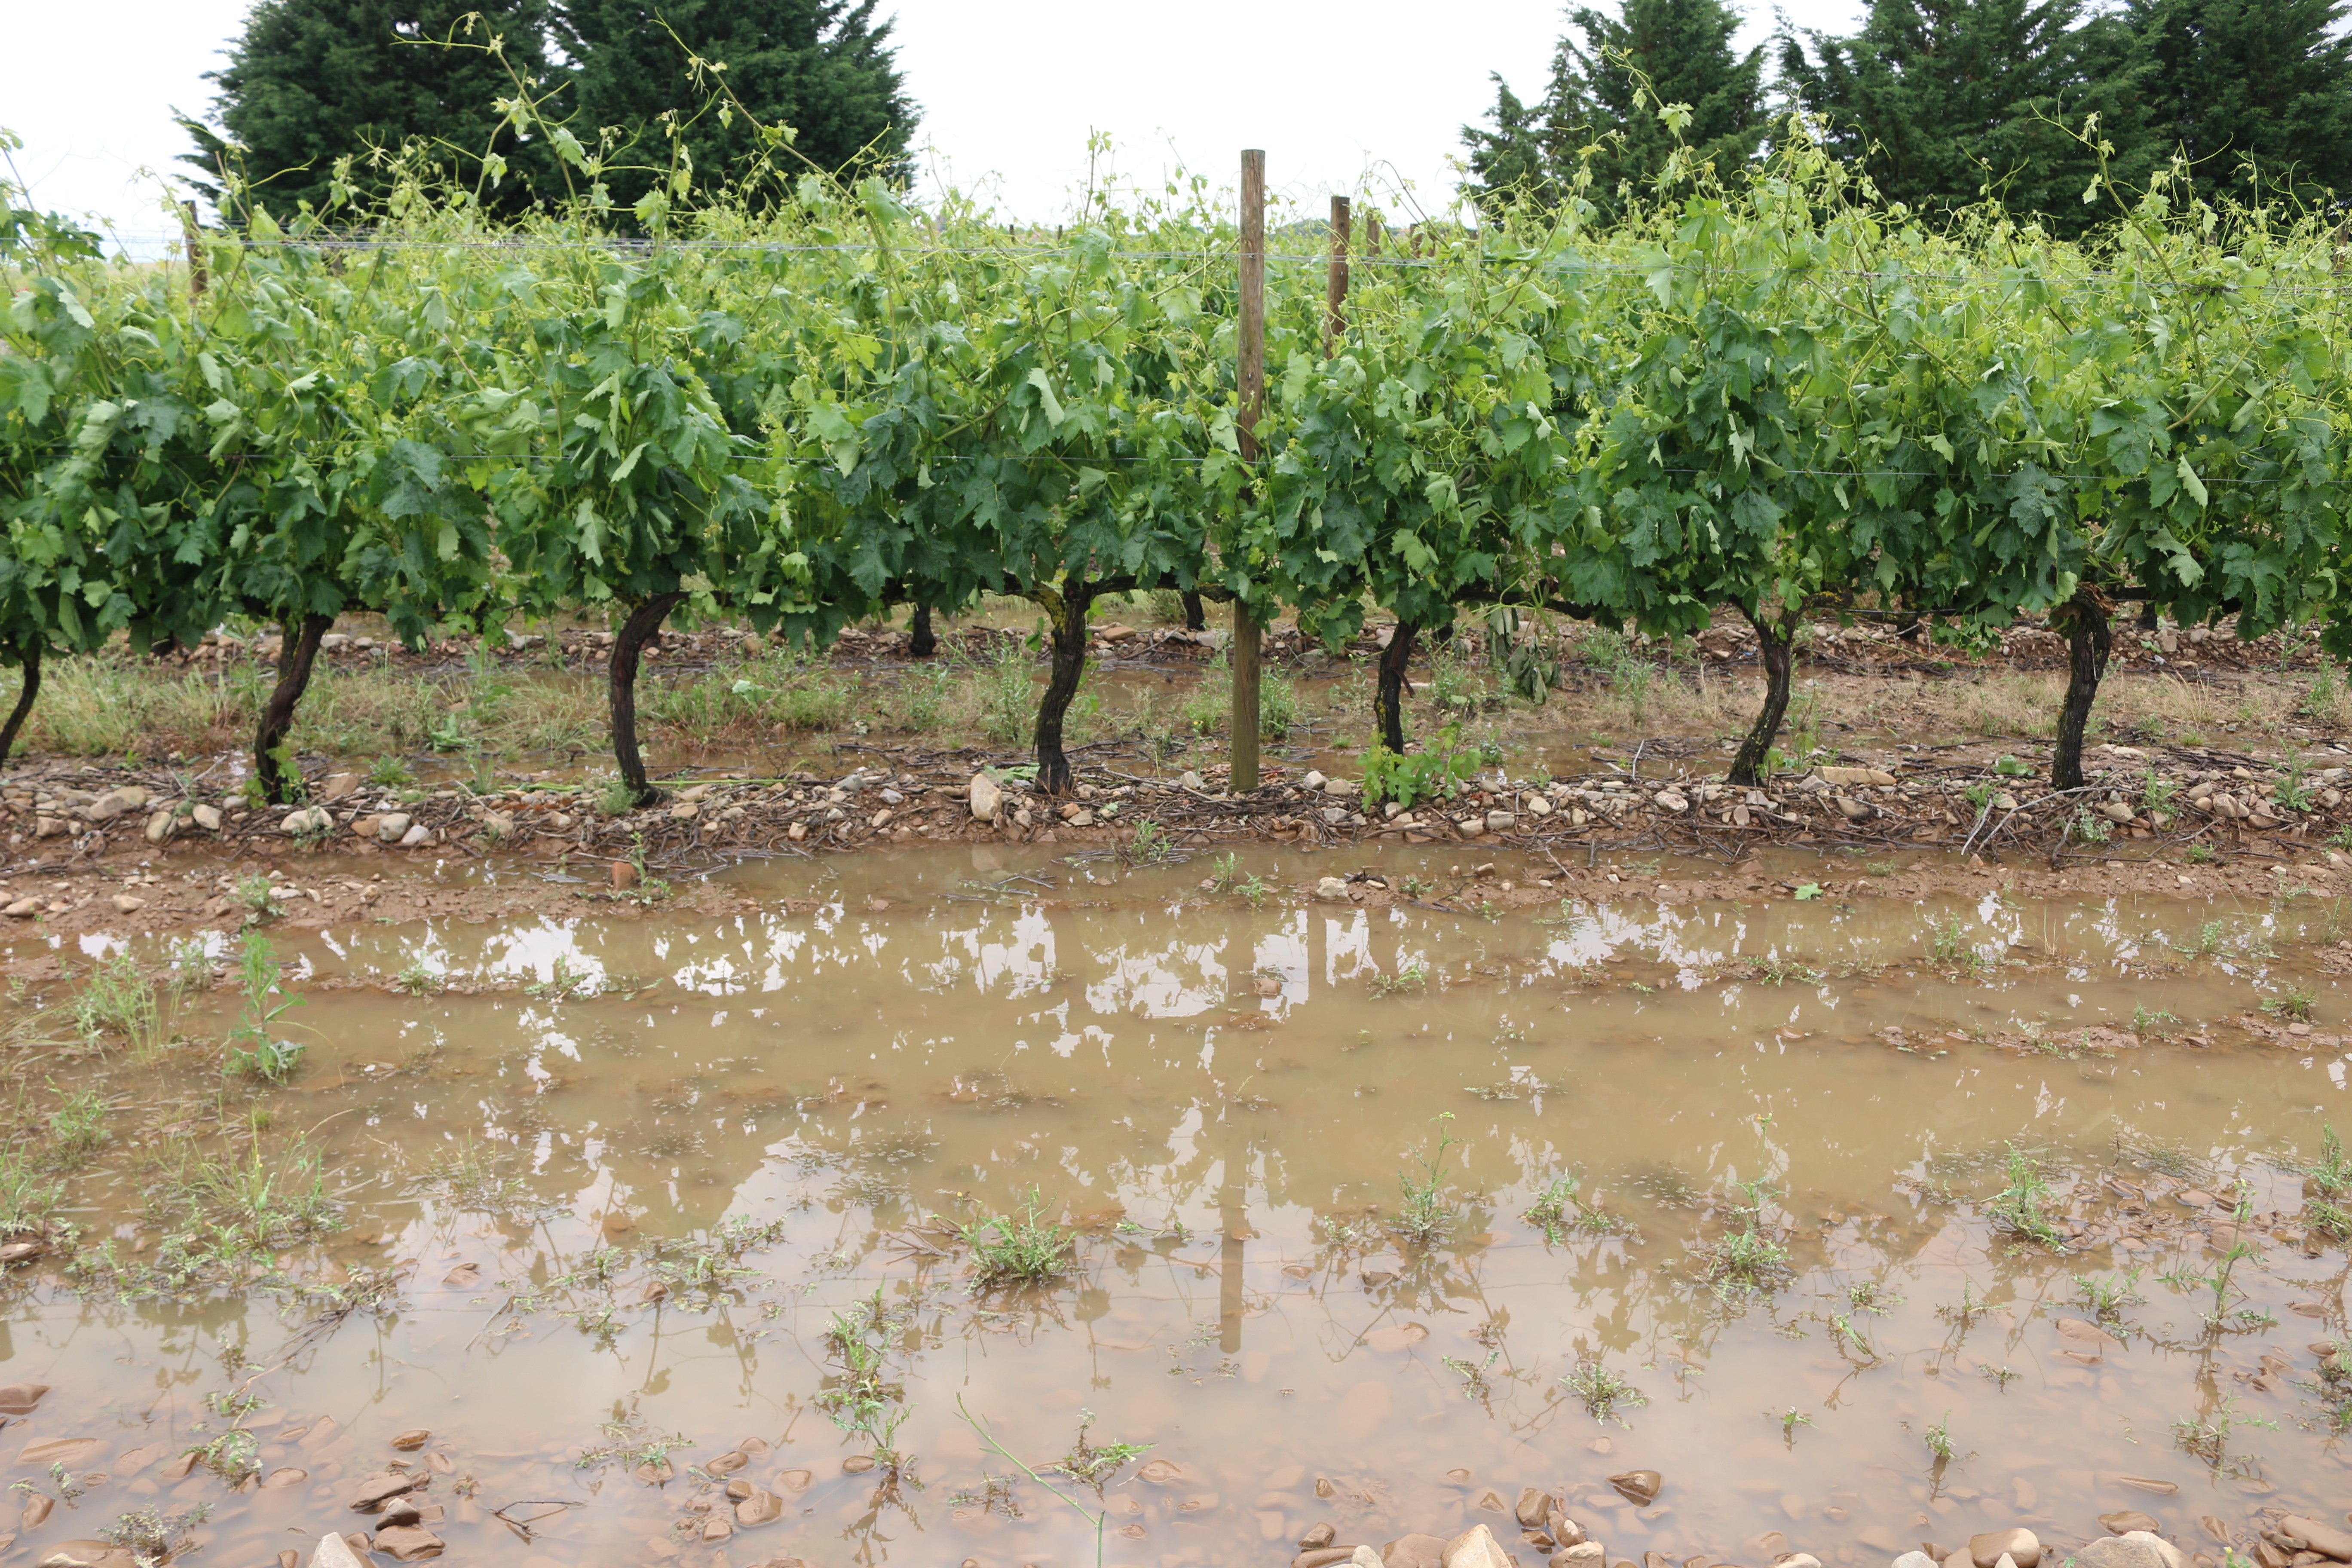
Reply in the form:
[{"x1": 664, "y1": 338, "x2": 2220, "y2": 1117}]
[{"x1": 3, "y1": 848, "x2": 2352, "y2": 1568}]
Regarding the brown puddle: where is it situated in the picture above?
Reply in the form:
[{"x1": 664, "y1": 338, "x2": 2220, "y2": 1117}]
[{"x1": 3, "y1": 847, "x2": 2351, "y2": 1566}]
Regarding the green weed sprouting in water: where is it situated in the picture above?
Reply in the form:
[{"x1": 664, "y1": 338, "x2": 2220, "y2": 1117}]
[
  {"x1": 1987, "y1": 1145, "x2": 2067, "y2": 1249},
  {"x1": 818, "y1": 1287, "x2": 912, "y2": 1471},
  {"x1": 2306, "y1": 1126, "x2": 2352, "y2": 1242},
  {"x1": 1442, "y1": 1350, "x2": 1502, "y2": 1403},
  {"x1": 100, "y1": 1503, "x2": 213, "y2": 1564},
  {"x1": 2173, "y1": 1395, "x2": 2276, "y2": 1468},
  {"x1": 1369, "y1": 962, "x2": 1430, "y2": 998},
  {"x1": 223, "y1": 933, "x2": 305, "y2": 1084},
  {"x1": 2132, "y1": 1004, "x2": 2179, "y2": 1039},
  {"x1": 395, "y1": 960, "x2": 444, "y2": 996},
  {"x1": 1053, "y1": 1408, "x2": 1150, "y2": 1493},
  {"x1": 1524, "y1": 1173, "x2": 1622, "y2": 1242},
  {"x1": 1778, "y1": 1407, "x2": 1813, "y2": 1440},
  {"x1": 959, "y1": 1188, "x2": 1075, "y2": 1287},
  {"x1": 2159, "y1": 1183, "x2": 2273, "y2": 1332},
  {"x1": 72, "y1": 952, "x2": 167, "y2": 1056},
  {"x1": 46, "y1": 1086, "x2": 109, "y2": 1163},
  {"x1": 233, "y1": 873, "x2": 283, "y2": 926},
  {"x1": 1937, "y1": 1280, "x2": 1990, "y2": 1328},
  {"x1": 1924, "y1": 1412, "x2": 1955, "y2": 1461},
  {"x1": 2262, "y1": 986, "x2": 2317, "y2": 1023},
  {"x1": 1706, "y1": 1118, "x2": 1791, "y2": 1291},
  {"x1": 1121, "y1": 818, "x2": 1179, "y2": 867},
  {"x1": 1923, "y1": 913, "x2": 1981, "y2": 974},
  {"x1": 1560, "y1": 1361, "x2": 1647, "y2": 1422},
  {"x1": 2075, "y1": 1267, "x2": 2146, "y2": 1322},
  {"x1": 956, "y1": 1396, "x2": 1148, "y2": 1568},
  {"x1": 1391, "y1": 1114, "x2": 1460, "y2": 1248}
]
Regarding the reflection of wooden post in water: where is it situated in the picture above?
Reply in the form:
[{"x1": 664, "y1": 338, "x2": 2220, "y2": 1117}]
[{"x1": 1219, "y1": 1119, "x2": 1249, "y2": 1354}]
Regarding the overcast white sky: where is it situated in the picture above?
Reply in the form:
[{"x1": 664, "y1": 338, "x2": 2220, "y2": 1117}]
[{"x1": 1, "y1": 0, "x2": 1865, "y2": 252}]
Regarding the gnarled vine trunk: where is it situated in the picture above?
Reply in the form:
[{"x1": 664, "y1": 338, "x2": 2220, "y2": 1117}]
[
  {"x1": 1375, "y1": 622, "x2": 1419, "y2": 754},
  {"x1": 1032, "y1": 583, "x2": 1096, "y2": 796},
  {"x1": 1180, "y1": 591, "x2": 1206, "y2": 632},
  {"x1": 1727, "y1": 609, "x2": 1798, "y2": 786},
  {"x1": 256, "y1": 613, "x2": 334, "y2": 804},
  {"x1": 2051, "y1": 589, "x2": 2113, "y2": 791},
  {"x1": 909, "y1": 605, "x2": 936, "y2": 657},
  {"x1": 0, "y1": 646, "x2": 40, "y2": 768},
  {"x1": 610, "y1": 593, "x2": 684, "y2": 809}
]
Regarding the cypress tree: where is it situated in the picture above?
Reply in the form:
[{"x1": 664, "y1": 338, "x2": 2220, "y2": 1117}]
[
  {"x1": 1778, "y1": 0, "x2": 2133, "y2": 235},
  {"x1": 178, "y1": 0, "x2": 562, "y2": 218},
  {"x1": 1464, "y1": 0, "x2": 1767, "y2": 214},
  {"x1": 2113, "y1": 0, "x2": 2352, "y2": 208},
  {"x1": 554, "y1": 0, "x2": 918, "y2": 207}
]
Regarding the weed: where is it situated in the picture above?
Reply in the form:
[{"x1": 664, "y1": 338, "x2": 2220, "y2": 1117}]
[
  {"x1": 1846, "y1": 1279, "x2": 1902, "y2": 1313},
  {"x1": 1369, "y1": 962, "x2": 1430, "y2": 998},
  {"x1": 222, "y1": 933, "x2": 304, "y2": 1084},
  {"x1": 2141, "y1": 768, "x2": 2180, "y2": 824},
  {"x1": 956, "y1": 1396, "x2": 1130, "y2": 1568},
  {"x1": 527, "y1": 955, "x2": 597, "y2": 1002},
  {"x1": 1995, "y1": 755, "x2": 2032, "y2": 777},
  {"x1": 46, "y1": 1087, "x2": 108, "y2": 1163},
  {"x1": 1778, "y1": 1407, "x2": 1813, "y2": 1439},
  {"x1": 1937, "y1": 1281, "x2": 1990, "y2": 1327},
  {"x1": 1122, "y1": 818, "x2": 1179, "y2": 867},
  {"x1": 394, "y1": 960, "x2": 444, "y2": 996},
  {"x1": 2172, "y1": 1395, "x2": 2275, "y2": 1468},
  {"x1": 101, "y1": 1503, "x2": 211, "y2": 1564},
  {"x1": 368, "y1": 756, "x2": 416, "y2": 789},
  {"x1": 2276, "y1": 758, "x2": 2315, "y2": 812},
  {"x1": 2187, "y1": 843, "x2": 2217, "y2": 864},
  {"x1": 1391, "y1": 1114, "x2": 1460, "y2": 1248},
  {"x1": 2075, "y1": 1267, "x2": 2146, "y2": 1321},
  {"x1": 817, "y1": 1288, "x2": 911, "y2": 1469},
  {"x1": 2262, "y1": 986, "x2": 2317, "y2": 1023},
  {"x1": 1360, "y1": 725, "x2": 1481, "y2": 811},
  {"x1": 1525, "y1": 1173, "x2": 1612, "y2": 1243},
  {"x1": 1924, "y1": 914, "x2": 1982, "y2": 974},
  {"x1": 1442, "y1": 1349, "x2": 1502, "y2": 1403},
  {"x1": 593, "y1": 773, "x2": 637, "y2": 818},
  {"x1": 2307, "y1": 1125, "x2": 2352, "y2": 1200},
  {"x1": 1561, "y1": 1360, "x2": 1646, "y2": 1422},
  {"x1": 1925, "y1": 1412, "x2": 1955, "y2": 1461},
  {"x1": 1709, "y1": 1225, "x2": 1792, "y2": 1289},
  {"x1": 233, "y1": 873, "x2": 283, "y2": 926},
  {"x1": 2072, "y1": 808, "x2": 2113, "y2": 845},
  {"x1": 1054, "y1": 1408, "x2": 1150, "y2": 1493},
  {"x1": 973, "y1": 645, "x2": 1037, "y2": 746},
  {"x1": 1988, "y1": 1145, "x2": 2067, "y2": 1249},
  {"x1": 1753, "y1": 953, "x2": 1824, "y2": 986},
  {"x1": 959, "y1": 1189, "x2": 1075, "y2": 1287},
  {"x1": 0, "y1": 1147, "x2": 63, "y2": 1235},
  {"x1": 2132, "y1": 1004, "x2": 2179, "y2": 1038},
  {"x1": 574, "y1": 1415, "x2": 694, "y2": 1476}
]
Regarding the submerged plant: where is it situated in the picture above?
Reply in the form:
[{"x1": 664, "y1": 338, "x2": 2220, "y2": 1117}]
[
  {"x1": 1053, "y1": 1408, "x2": 1150, "y2": 1493},
  {"x1": 1391, "y1": 1115, "x2": 1460, "y2": 1248},
  {"x1": 959, "y1": 1189, "x2": 1075, "y2": 1287},
  {"x1": 1560, "y1": 1360, "x2": 1646, "y2": 1423},
  {"x1": 1987, "y1": 1145, "x2": 2067, "y2": 1249}
]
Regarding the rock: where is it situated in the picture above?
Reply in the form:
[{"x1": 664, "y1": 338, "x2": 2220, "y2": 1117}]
[
  {"x1": 735, "y1": 1489, "x2": 785, "y2": 1526},
  {"x1": 477, "y1": 812, "x2": 516, "y2": 841},
  {"x1": 1384, "y1": 1534, "x2": 1452, "y2": 1568},
  {"x1": 1442, "y1": 1532, "x2": 1513, "y2": 1568},
  {"x1": 1557, "y1": 1545, "x2": 1605, "y2": 1568},
  {"x1": 707, "y1": 1450, "x2": 748, "y2": 1474},
  {"x1": 1775, "y1": 1557, "x2": 1822, "y2": 1568},
  {"x1": 2098, "y1": 799, "x2": 2137, "y2": 824},
  {"x1": 1455, "y1": 816, "x2": 1485, "y2": 838},
  {"x1": 1314, "y1": 876, "x2": 1353, "y2": 903},
  {"x1": 968, "y1": 771, "x2": 1008, "y2": 823},
  {"x1": 842, "y1": 1455, "x2": 876, "y2": 1474},
  {"x1": 318, "y1": 773, "x2": 361, "y2": 802},
  {"x1": 371, "y1": 1525, "x2": 445, "y2": 1562},
  {"x1": 668, "y1": 801, "x2": 701, "y2": 821},
  {"x1": 2074, "y1": 1535, "x2": 2185, "y2": 1568},
  {"x1": 376, "y1": 1499, "x2": 424, "y2": 1527},
  {"x1": 0, "y1": 1240, "x2": 41, "y2": 1264},
  {"x1": 109, "y1": 893, "x2": 144, "y2": 914},
  {"x1": 23, "y1": 1493, "x2": 54, "y2": 1527},
  {"x1": 1295, "y1": 1552, "x2": 1356, "y2": 1568},
  {"x1": 390, "y1": 1429, "x2": 431, "y2": 1452},
  {"x1": 1304, "y1": 770, "x2": 1329, "y2": 790},
  {"x1": 192, "y1": 803, "x2": 223, "y2": 832},
  {"x1": 3, "y1": 897, "x2": 38, "y2": 917},
  {"x1": 1525, "y1": 793, "x2": 1554, "y2": 816},
  {"x1": 1547, "y1": 1508, "x2": 1586, "y2": 1547},
  {"x1": 1326, "y1": 778, "x2": 1361, "y2": 797},
  {"x1": 144, "y1": 810, "x2": 176, "y2": 845},
  {"x1": 1970, "y1": 1530, "x2": 2042, "y2": 1568},
  {"x1": 1351, "y1": 1552, "x2": 1382, "y2": 1568},
  {"x1": 1178, "y1": 771, "x2": 1204, "y2": 791},
  {"x1": 281, "y1": 1552, "x2": 301, "y2": 1568},
  {"x1": 1302, "y1": 1524, "x2": 1340, "y2": 1550},
  {"x1": 260, "y1": 1467, "x2": 309, "y2": 1488},
  {"x1": 1893, "y1": 1554, "x2": 1937, "y2": 1568},
  {"x1": 1833, "y1": 794, "x2": 1873, "y2": 821},
  {"x1": 2280, "y1": 1519, "x2": 2352, "y2": 1563},
  {"x1": 1607, "y1": 1470, "x2": 1661, "y2": 1506},
  {"x1": 1516, "y1": 1489, "x2": 1557, "y2": 1528},
  {"x1": 398, "y1": 823, "x2": 432, "y2": 848},
  {"x1": 83, "y1": 787, "x2": 145, "y2": 823},
  {"x1": 1816, "y1": 766, "x2": 1898, "y2": 787},
  {"x1": 281, "y1": 806, "x2": 333, "y2": 836},
  {"x1": 1653, "y1": 791, "x2": 1689, "y2": 813},
  {"x1": 36, "y1": 1544, "x2": 134, "y2": 1568},
  {"x1": 1485, "y1": 810, "x2": 1517, "y2": 832},
  {"x1": 611, "y1": 860, "x2": 639, "y2": 890},
  {"x1": 1098, "y1": 623, "x2": 1139, "y2": 643},
  {"x1": 346, "y1": 1471, "x2": 428, "y2": 1511},
  {"x1": 2101, "y1": 1517, "x2": 2162, "y2": 1538}
]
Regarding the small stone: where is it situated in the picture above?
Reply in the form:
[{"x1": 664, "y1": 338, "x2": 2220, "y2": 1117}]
[
  {"x1": 2074, "y1": 1535, "x2": 2186, "y2": 1568},
  {"x1": 2280, "y1": 1520, "x2": 2352, "y2": 1563},
  {"x1": 707, "y1": 1450, "x2": 748, "y2": 1473},
  {"x1": 969, "y1": 772, "x2": 1004, "y2": 822},
  {"x1": 1301, "y1": 1524, "x2": 1339, "y2": 1550},
  {"x1": 735, "y1": 1488, "x2": 785, "y2": 1526},
  {"x1": 281, "y1": 805, "x2": 333, "y2": 835},
  {"x1": 1653, "y1": 791, "x2": 1689, "y2": 813},
  {"x1": 23, "y1": 1493, "x2": 54, "y2": 1527},
  {"x1": 398, "y1": 823, "x2": 432, "y2": 848},
  {"x1": 2, "y1": 897, "x2": 37, "y2": 918},
  {"x1": 1293, "y1": 1552, "x2": 1355, "y2": 1568},
  {"x1": 668, "y1": 801, "x2": 701, "y2": 821},
  {"x1": 1314, "y1": 876, "x2": 1352, "y2": 903},
  {"x1": 842, "y1": 1455, "x2": 876, "y2": 1474},
  {"x1": 1971, "y1": 1529, "x2": 2042, "y2": 1568},
  {"x1": 1834, "y1": 794, "x2": 1872, "y2": 821},
  {"x1": 1456, "y1": 816, "x2": 1485, "y2": 839},
  {"x1": 701, "y1": 1517, "x2": 733, "y2": 1542},
  {"x1": 260, "y1": 1467, "x2": 309, "y2": 1488},
  {"x1": 1893, "y1": 1556, "x2": 1937, "y2": 1568},
  {"x1": 109, "y1": 893, "x2": 145, "y2": 914},
  {"x1": 0, "y1": 1240, "x2": 43, "y2": 1263},
  {"x1": 1607, "y1": 1470, "x2": 1661, "y2": 1506},
  {"x1": 1303, "y1": 770, "x2": 1328, "y2": 791},
  {"x1": 2102, "y1": 1515, "x2": 2162, "y2": 1537},
  {"x1": 371, "y1": 1525, "x2": 445, "y2": 1562},
  {"x1": 547, "y1": 811, "x2": 575, "y2": 831},
  {"x1": 1385, "y1": 1535, "x2": 1452, "y2": 1568},
  {"x1": 345, "y1": 1471, "x2": 428, "y2": 1511},
  {"x1": 193, "y1": 803, "x2": 223, "y2": 832},
  {"x1": 1179, "y1": 771, "x2": 1204, "y2": 791},
  {"x1": 390, "y1": 1429, "x2": 430, "y2": 1452},
  {"x1": 476, "y1": 812, "x2": 515, "y2": 841},
  {"x1": 611, "y1": 860, "x2": 639, "y2": 890},
  {"x1": 374, "y1": 812, "x2": 412, "y2": 843},
  {"x1": 1516, "y1": 1489, "x2": 1557, "y2": 1528},
  {"x1": 1775, "y1": 1557, "x2": 1822, "y2": 1568},
  {"x1": 144, "y1": 810, "x2": 176, "y2": 845},
  {"x1": 1525, "y1": 794, "x2": 1554, "y2": 817},
  {"x1": 317, "y1": 773, "x2": 361, "y2": 802},
  {"x1": 1485, "y1": 809, "x2": 1517, "y2": 832}
]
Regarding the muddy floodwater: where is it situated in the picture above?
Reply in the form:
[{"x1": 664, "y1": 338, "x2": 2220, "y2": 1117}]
[{"x1": 4, "y1": 847, "x2": 2352, "y2": 1567}]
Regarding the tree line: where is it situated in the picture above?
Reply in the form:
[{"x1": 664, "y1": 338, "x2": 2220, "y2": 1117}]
[
  {"x1": 176, "y1": 0, "x2": 917, "y2": 220},
  {"x1": 6, "y1": 108, "x2": 2351, "y2": 818},
  {"x1": 1465, "y1": 0, "x2": 2352, "y2": 234}
]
